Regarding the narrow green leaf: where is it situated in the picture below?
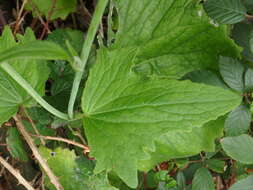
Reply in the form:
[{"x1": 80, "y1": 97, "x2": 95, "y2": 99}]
[
  {"x1": 229, "y1": 175, "x2": 253, "y2": 190},
  {"x1": 221, "y1": 134, "x2": 253, "y2": 164},
  {"x1": 0, "y1": 41, "x2": 71, "y2": 63},
  {"x1": 192, "y1": 168, "x2": 215, "y2": 190},
  {"x1": 225, "y1": 105, "x2": 251, "y2": 136},
  {"x1": 219, "y1": 56, "x2": 245, "y2": 92},
  {"x1": 206, "y1": 159, "x2": 225, "y2": 173},
  {"x1": 204, "y1": 0, "x2": 247, "y2": 24},
  {"x1": 6, "y1": 128, "x2": 28, "y2": 162}
]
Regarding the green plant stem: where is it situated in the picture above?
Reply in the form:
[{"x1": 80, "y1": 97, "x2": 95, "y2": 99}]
[
  {"x1": 68, "y1": 0, "x2": 109, "y2": 119},
  {"x1": 0, "y1": 62, "x2": 69, "y2": 120}
]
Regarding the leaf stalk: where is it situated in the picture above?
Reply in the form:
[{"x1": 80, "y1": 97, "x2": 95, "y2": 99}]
[
  {"x1": 0, "y1": 62, "x2": 69, "y2": 120},
  {"x1": 68, "y1": 0, "x2": 109, "y2": 119}
]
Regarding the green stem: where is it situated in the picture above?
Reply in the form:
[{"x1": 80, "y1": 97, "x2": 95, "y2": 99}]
[
  {"x1": 0, "y1": 62, "x2": 69, "y2": 120},
  {"x1": 68, "y1": 0, "x2": 109, "y2": 119}
]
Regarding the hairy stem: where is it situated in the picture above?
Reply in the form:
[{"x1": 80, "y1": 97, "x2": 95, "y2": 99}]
[
  {"x1": 0, "y1": 156, "x2": 35, "y2": 190},
  {"x1": 14, "y1": 115, "x2": 64, "y2": 190},
  {"x1": 0, "y1": 62, "x2": 69, "y2": 120},
  {"x1": 68, "y1": 0, "x2": 109, "y2": 119}
]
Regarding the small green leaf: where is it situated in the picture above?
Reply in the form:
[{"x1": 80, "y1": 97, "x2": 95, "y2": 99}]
[
  {"x1": 192, "y1": 168, "x2": 215, "y2": 190},
  {"x1": 225, "y1": 105, "x2": 251, "y2": 136},
  {"x1": 204, "y1": 0, "x2": 247, "y2": 24},
  {"x1": 47, "y1": 29, "x2": 84, "y2": 54},
  {"x1": 232, "y1": 23, "x2": 253, "y2": 62},
  {"x1": 221, "y1": 134, "x2": 253, "y2": 164},
  {"x1": 229, "y1": 175, "x2": 253, "y2": 190},
  {"x1": 219, "y1": 56, "x2": 245, "y2": 92},
  {"x1": 206, "y1": 159, "x2": 225, "y2": 173},
  {"x1": 39, "y1": 147, "x2": 118, "y2": 190},
  {"x1": 245, "y1": 68, "x2": 253, "y2": 92},
  {"x1": 183, "y1": 70, "x2": 227, "y2": 89},
  {"x1": 6, "y1": 128, "x2": 28, "y2": 162},
  {"x1": 25, "y1": 0, "x2": 77, "y2": 20}
]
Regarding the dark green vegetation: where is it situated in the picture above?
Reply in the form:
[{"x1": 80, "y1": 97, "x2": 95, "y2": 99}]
[{"x1": 0, "y1": 0, "x2": 253, "y2": 189}]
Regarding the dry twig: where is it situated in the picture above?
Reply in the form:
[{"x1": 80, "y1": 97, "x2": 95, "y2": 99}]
[
  {"x1": 0, "y1": 156, "x2": 35, "y2": 190},
  {"x1": 14, "y1": 115, "x2": 64, "y2": 190},
  {"x1": 30, "y1": 133, "x2": 90, "y2": 153}
]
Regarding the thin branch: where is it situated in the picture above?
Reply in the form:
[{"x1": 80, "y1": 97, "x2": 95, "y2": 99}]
[
  {"x1": 14, "y1": 115, "x2": 64, "y2": 190},
  {"x1": 0, "y1": 156, "x2": 35, "y2": 190},
  {"x1": 29, "y1": 134, "x2": 90, "y2": 153},
  {"x1": 14, "y1": 0, "x2": 28, "y2": 34}
]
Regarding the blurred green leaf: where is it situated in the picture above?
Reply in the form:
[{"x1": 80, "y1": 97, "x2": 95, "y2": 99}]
[
  {"x1": 232, "y1": 23, "x2": 253, "y2": 62},
  {"x1": 225, "y1": 105, "x2": 251, "y2": 136},
  {"x1": 192, "y1": 168, "x2": 215, "y2": 190},
  {"x1": 229, "y1": 175, "x2": 253, "y2": 190},
  {"x1": 204, "y1": 0, "x2": 247, "y2": 24},
  {"x1": 6, "y1": 128, "x2": 28, "y2": 162},
  {"x1": 176, "y1": 171, "x2": 186, "y2": 190},
  {"x1": 219, "y1": 56, "x2": 245, "y2": 92},
  {"x1": 222, "y1": 135, "x2": 253, "y2": 164},
  {"x1": 25, "y1": 0, "x2": 77, "y2": 20},
  {"x1": 206, "y1": 159, "x2": 225, "y2": 173},
  {"x1": 245, "y1": 68, "x2": 253, "y2": 92}
]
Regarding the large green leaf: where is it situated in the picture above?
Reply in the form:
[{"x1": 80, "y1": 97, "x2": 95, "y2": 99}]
[
  {"x1": 0, "y1": 27, "x2": 50, "y2": 125},
  {"x1": 204, "y1": 0, "x2": 247, "y2": 24},
  {"x1": 229, "y1": 175, "x2": 253, "y2": 190},
  {"x1": 39, "y1": 147, "x2": 118, "y2": 190},
  {"x1": 82, "y1": 47, "x2": 240, "y2": 188},
  {"x1": 221, "y1": 134, "x2": 253, "y2": 164},
  {"x1": 82, "y1": 0, "x2": 242, "y2": 188},
  {"x1": 25, "y1": 0, "x2": 77, "y2": 20},
  {"x1": 113, "y1": 0, "x2": 241, "y2": 78}
]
